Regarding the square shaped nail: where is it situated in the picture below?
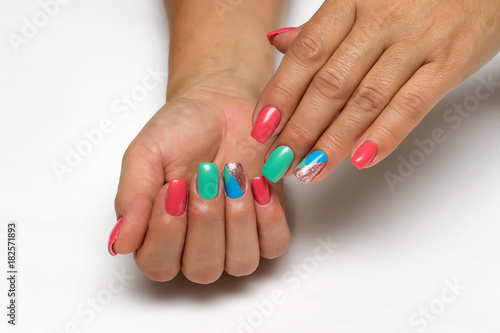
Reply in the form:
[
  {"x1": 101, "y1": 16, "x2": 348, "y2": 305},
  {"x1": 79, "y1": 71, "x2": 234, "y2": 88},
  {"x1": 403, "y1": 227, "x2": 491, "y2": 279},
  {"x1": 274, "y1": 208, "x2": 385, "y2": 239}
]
[
  {"x1": 262, "y1": 146, "x2": 294, "y2": 183},
  {"x1": 294, "y1": 150, "x2": 328, "y2": 183},
  {"x1": 224, "y1": 163, "x2": 245, "y2": 199},
  {"x1": 198, "y1": 163, "x2": 219, "y2": 200},
  {"x1": 251, "y1": 106, "x2": 281, "y2": 143}
]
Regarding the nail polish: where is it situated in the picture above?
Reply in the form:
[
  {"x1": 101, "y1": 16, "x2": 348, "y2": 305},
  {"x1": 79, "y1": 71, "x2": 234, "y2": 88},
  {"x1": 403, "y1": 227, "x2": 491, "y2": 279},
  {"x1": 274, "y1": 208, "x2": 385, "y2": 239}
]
[
  {"x1": 252, "y1": 176, "x2": 271, "y2": 205},
  {"x1": 251, "y1": 106, "x2": 281, "y2": 143},
  {"x1": 166, "y1": 179, "x2": 187, "y2": 216},
  {"x1": 224, "y1": 163, "x2": 245, "y2": 199},
  {"x1": 267, "y1": 27, "x2": 296, "y2": 46},
  {"x1": 262, "y1": 145, "x2": 294, "y2": 183},
  {"x1": 108, "y1": 217, "x2": 123, "y2": 256},
  {"x1": 352, "y1": 142, "x2": 378, "y2": 170},
  {"x1": 198, "y1": 163, "x2": 219, "y2": 200},
  {"x1": 294, "y1": 150, "x2": 328, "y2": 183}
]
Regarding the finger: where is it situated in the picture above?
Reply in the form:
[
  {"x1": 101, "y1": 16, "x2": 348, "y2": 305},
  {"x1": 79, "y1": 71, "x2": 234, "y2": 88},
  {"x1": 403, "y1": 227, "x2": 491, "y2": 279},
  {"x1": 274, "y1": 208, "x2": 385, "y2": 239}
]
[
  {"x1": 295, "y1": 45, "x2": 426, "y2": 182},
  {"x1": 252, "y1": 176, "x2": 289, "y2": 259},
  {"x1": 134, "y1": 179, "x2": 187, "y2": 282},
  {"x1": 350, "y1": 61, "x2": 458, "y2": 169},
  {"x1": 111, "y1": 141, "x2": 164, "y2": 255},
  {"x1": 251, "y1": 0, "x2": 356, "y2": 144},
  {"x1": 182, "y1": 163, "x2": 225, "y2": 284},
  {"x1": 270, "y1": 26, "x2": 303, "y2": 54},
  {"x1": 223, "y1": 163, "x2": 260, "y2": 277},
  {"x1": 264, "y1": 19, "x2": 391, "y2": 182}
]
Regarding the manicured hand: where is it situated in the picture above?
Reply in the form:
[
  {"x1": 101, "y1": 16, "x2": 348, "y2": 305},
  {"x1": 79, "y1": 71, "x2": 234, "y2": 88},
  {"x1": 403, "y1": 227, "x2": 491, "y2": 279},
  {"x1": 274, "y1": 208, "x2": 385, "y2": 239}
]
[
  {"x1": 252, "y1": 0, "x2": 500, "y2": 183},
  {"x1": 109, "y1": 74, "x2": 289, "y2": 284}
]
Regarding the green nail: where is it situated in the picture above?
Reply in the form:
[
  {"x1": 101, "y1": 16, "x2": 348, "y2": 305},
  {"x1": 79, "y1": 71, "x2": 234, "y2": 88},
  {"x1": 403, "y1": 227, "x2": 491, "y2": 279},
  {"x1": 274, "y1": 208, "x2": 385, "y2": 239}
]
[
  {"x1": 198, "y1": 163, "x2": 219, "y2": 200},
  {"x1": 262, "y1": 146, "x2": 294, "y2": 183}
]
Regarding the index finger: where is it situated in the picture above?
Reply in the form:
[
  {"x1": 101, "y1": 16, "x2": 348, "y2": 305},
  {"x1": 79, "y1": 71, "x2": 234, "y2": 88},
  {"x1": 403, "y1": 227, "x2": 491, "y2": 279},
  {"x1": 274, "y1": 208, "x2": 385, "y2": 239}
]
[{"x1": 251, "y1": 0, "x2": 356, "y2": 144}]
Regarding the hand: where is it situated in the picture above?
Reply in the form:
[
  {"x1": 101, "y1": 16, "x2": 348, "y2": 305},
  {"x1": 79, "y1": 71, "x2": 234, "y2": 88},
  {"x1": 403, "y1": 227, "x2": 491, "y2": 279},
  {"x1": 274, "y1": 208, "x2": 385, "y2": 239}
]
[
  {"x1": 252, "y1": 0, "x2": 500, "y2": 183},
  {"x1": 109, "y1": 73, "x2": 289, "y2": 284}
]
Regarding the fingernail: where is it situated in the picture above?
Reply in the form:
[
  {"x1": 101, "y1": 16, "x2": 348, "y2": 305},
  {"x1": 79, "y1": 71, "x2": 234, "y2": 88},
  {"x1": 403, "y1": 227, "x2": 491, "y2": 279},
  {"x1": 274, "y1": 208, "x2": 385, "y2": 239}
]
[
  {"x1": 252, "y1": 176, "x2": 271, "y2": 205},
  {"x1": 267, "y1": 27, "x2": 296, "y2": 46},
  {"x1": 198, "y1": 163, "x2": 219, "y2": 200},
  {"x1": 351, "y1": 142, "x2": 378, "y2": 170},
  {"x1": 262, "y1": 145, "x2": 294, "y2": 183},
  {"x1": 251, "y1": 106, "x2": 281, "y2": 143},
  {"x1": 224, "y1": 163, "x2": 245, "y2": 199},
  {"x1": 294, "y1": 150, "x2": 328, "y2": 183},
  {"x1": 108, "y1": 217, "x2": 123, "y2": 256},
  {"x1": 166, "y1": 179, "x2": 187, "y2": 216}
]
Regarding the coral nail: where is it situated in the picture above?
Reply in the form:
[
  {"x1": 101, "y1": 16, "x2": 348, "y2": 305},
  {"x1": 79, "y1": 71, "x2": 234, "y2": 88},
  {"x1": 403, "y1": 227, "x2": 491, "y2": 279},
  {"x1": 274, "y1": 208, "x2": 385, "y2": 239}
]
[
  {"x1": 252, "y1": 176, "x2": 271, "y2": 205},
  {"x1": 166, "y1": 179, "x2": 187, "y2": 216},
  {"x1": 108, "y1": 217, "x2": 123, "y2": 256},
  {"x1": 352, "y1": 142, "x2": 378, "y2": 170},
  {"x1": 262, "y1": 145, "x2": 294, "y2": 183},
  {"x1": 294, "y1": 150, "x2": 328, "y2": 183},
  {"x1": 198, "y1": 163, "x2": 219, "y2": 200},
  {"x1": 267, "y1": 27, "x2": 296, "y2": 45},
  {"x1": 251, "y1": 106, "x2": 281, "y2": 143},
  {"x1": 224, "y1": 163, "x2": 245, "y2": 199}
]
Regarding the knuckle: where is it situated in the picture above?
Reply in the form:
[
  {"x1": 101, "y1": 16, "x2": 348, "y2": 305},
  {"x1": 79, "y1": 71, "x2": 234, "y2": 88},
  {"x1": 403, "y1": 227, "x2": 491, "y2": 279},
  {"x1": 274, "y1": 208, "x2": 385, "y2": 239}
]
[
  {"x1": 182, "y1": 265, "x2": 223, "y2": 285},
  {"x1": 114, "y1": 242, "x2": 138, "y2": 256},
  {"x1": 439, "y1": 44, "x2": 470, "y2": 74},
  {"x1": 142, "y1": 268, "x2": 179, "y2": 282},
  {"x1": 393, "y1": 91, "x2": 428, "y2": 122},
  {"x1": 257, "y1": 218, "x2": 290, "y2": 259},
  {"x1": 135, "y1": 257, "x2": 180, "y2": 282},
  {"x1": 351, "y1": 85, "x2": 386, "y2": 114},
  {"x1": 267, "y1": 80, "x2": 295, "y2": 100},
  {"x1": 376, "y1": 122, "x2": 401, "y2": 145},
  {"x1": 284, "y1": 120, "x2": 316, "y2": 145},
  {"x1": 291, "y1": 34, "x2": 326, "y2": 65},
  {"x1": 321, "y1": 131, "x2": 347, "y2": 153},
  {"x1": 123, "y1": 140, "x2": 146, "y2": 162},
  {"x1": 364, "y1": 3, "x2": 405, "y2": 33},
  {"x1": 312, "y1": 65, "x2": 348, "y2": 101},
  {"x1": 225, "y1": 257, "x2": 260, "y2": 277},
  {"x1": 261, "y1": 233, "x2": 290, "y2": 259}
]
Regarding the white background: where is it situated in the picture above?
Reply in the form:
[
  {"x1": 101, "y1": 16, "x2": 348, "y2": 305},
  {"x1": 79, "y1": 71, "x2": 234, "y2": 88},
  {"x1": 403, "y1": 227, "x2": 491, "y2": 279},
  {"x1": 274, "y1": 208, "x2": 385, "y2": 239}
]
[{"x1": 1, "y1": 0, "x2": 499, "y2": 332}]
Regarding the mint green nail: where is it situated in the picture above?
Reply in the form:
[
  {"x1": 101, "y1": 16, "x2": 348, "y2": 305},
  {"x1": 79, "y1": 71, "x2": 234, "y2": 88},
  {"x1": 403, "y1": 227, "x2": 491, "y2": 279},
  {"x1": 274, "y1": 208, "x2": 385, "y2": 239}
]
[
  {"x1": 198, "y1": 163, "x2": 219, "y2": 200},
  {"x1": 262, "y1": 146, "x2": 294, "y2": 183}
]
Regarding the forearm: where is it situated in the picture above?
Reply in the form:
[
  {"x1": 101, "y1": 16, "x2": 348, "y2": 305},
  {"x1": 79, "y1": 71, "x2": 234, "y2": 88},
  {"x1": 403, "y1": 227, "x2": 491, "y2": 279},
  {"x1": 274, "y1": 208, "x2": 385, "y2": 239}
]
[{"x1": 165, "y1": 0, "x2": 288, "y2": 97}]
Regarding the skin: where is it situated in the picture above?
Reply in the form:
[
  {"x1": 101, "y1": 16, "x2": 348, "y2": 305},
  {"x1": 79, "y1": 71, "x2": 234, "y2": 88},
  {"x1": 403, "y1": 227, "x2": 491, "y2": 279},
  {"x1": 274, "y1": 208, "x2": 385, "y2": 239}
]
[
  {"x1": 113, "y1": 0, "x2": 290, "y2": 284},
  {"x1": 255, "y1": 0, "x2": 500, "y2": 179},
  {"x1": 113, "y1": 0, "x2": 500, "y2": 284}
]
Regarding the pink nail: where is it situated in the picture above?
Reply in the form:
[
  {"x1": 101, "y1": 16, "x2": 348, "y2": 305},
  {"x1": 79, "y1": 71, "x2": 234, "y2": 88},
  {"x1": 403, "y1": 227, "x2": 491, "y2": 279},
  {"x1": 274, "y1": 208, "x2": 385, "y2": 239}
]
[
  {"x1": 166, "y1": 179, "x2": 187, "y2": 216},
  {"x1": 108, "y1": 217, "x2": 123, "y2": 256},
  {"x1": 252, "y1": 176, "x2": 271, "y2": 205},
  {"x1": 251, "y1": 106, "x2": 281, "y2": 143},
  {"x1": 266, "y1": 27, "x2": 296, "y2": 46},
  {"x1": 351, "y1": 142, "x2": 378, "y2": 170}
]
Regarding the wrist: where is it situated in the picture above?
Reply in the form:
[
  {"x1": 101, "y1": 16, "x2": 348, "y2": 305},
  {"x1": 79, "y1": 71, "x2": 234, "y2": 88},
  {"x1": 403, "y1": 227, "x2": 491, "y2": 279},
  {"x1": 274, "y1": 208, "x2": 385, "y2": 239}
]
[
  {"x1": 167, "y1": 50, "x2": 275, "y2": 100},
  {"x1": 165, "y1": 0, "x2": 287, "y2": 99}
]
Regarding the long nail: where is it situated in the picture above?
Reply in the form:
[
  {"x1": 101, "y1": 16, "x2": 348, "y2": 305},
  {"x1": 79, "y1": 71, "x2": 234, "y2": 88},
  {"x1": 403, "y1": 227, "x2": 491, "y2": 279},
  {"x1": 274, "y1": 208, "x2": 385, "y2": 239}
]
[
  {"x1": 267, "y1": 27, "x2": 296, "y2": 45},
  {"x1": 252, "y1": 176, "x2": 271, "y2": 205},
  {"x1": 351, "y1": 142, "x2": 378, "y2": 170},
  {"x1": 251, "y1": 106, "x2": 281, "y2": 143},
  {"x1": 262, "y1": 145, "x2": 294, "y2": 183},
  {"x1": 108, "y1": 217, "x2": 123, "y2": 256},
  {"x1": 294, "y1": 150, "x2": 328, "y2": 183},
  {"x1": 224, "y1": 163, "x2": 245, "y2": 199},
  {"x1": 166, "y1": 179, "x2": 187, "y2": 216},
  {"x1": 198, "y1": 163, "x2": 219, "y2": 200}
]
